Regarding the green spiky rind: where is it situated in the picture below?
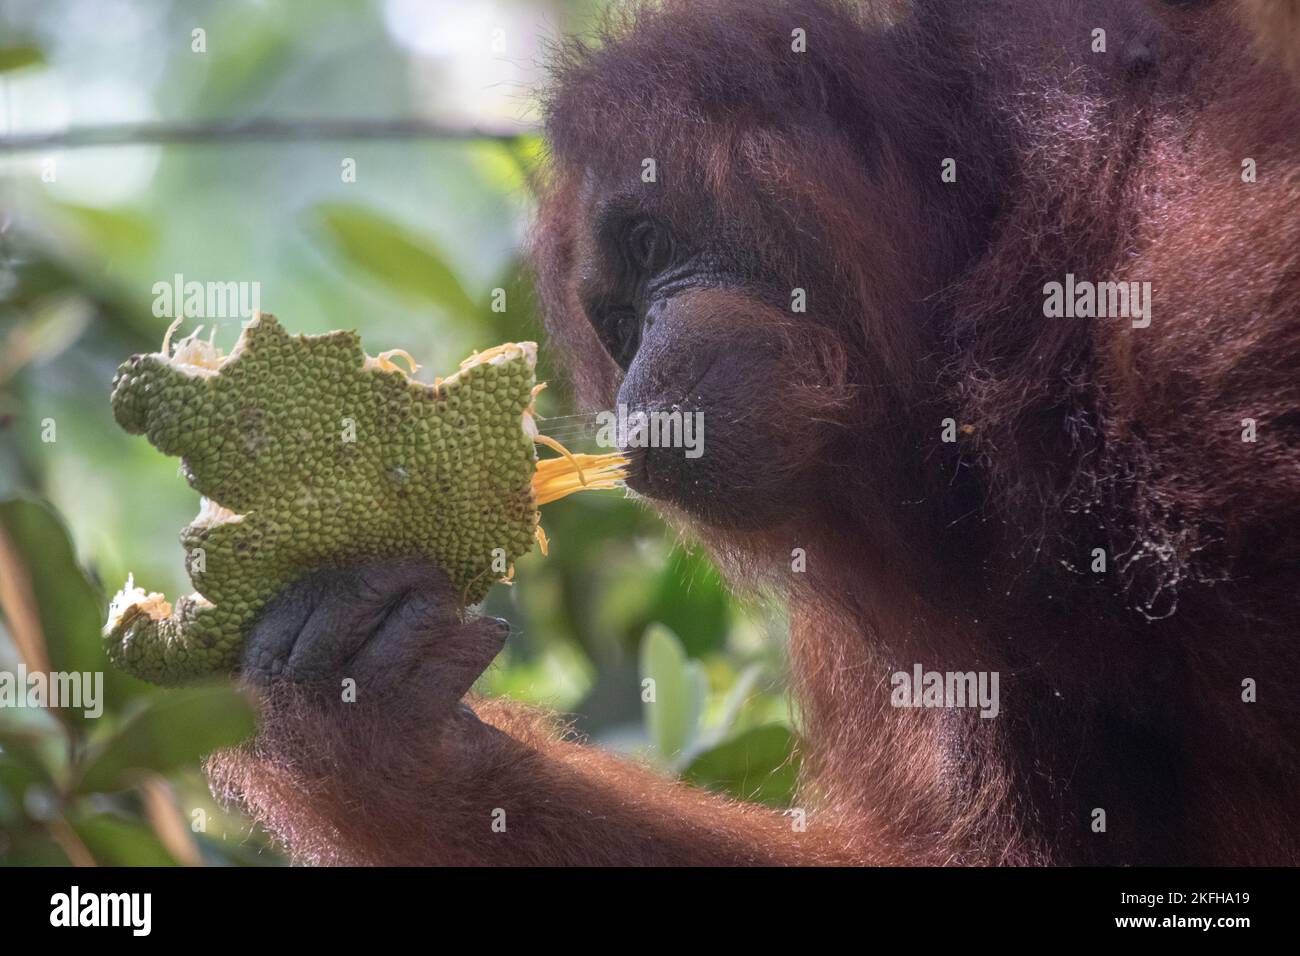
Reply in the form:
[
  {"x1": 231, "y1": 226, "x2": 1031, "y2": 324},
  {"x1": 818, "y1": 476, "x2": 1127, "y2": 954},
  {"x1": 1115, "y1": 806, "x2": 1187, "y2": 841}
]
[{"x1": 105, "y1": 314, "x2": 538, "y2": 685}]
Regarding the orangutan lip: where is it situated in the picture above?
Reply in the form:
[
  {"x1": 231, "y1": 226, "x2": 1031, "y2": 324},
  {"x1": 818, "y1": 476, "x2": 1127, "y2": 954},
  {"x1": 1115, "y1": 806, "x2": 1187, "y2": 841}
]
[{"x1": 621, "y1": 445, "x2": 656, "y2": 495}]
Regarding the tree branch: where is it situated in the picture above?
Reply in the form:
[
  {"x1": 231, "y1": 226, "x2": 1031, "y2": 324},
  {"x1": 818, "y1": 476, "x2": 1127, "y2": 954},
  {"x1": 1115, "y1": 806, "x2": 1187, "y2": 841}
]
[{"x1": 0, "y1": 117, "x2": 534, "y2": 152}]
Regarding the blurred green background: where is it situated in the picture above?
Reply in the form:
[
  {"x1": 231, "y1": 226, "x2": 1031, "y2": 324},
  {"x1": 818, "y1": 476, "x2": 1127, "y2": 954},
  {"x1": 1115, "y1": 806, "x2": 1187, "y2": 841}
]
[{"x1": 0, "y1": 0, "x2": 796, "y2": 865}]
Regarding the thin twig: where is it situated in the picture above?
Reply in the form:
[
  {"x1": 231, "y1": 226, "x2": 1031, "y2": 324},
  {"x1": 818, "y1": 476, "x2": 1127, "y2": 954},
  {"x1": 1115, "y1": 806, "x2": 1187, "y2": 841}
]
[{"x1": 0, "y1": 117, "x2": 534, "y2": 152}]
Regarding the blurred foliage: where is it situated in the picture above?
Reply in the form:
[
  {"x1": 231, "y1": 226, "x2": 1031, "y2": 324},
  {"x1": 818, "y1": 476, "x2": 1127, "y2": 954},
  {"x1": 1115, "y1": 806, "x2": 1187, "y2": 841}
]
[
  {"x1": 0, "y1": 0, "x2": 798, "y2": 866},
  {"x1": 0, "y1": 498, "x2": 264, "y2": 865}
]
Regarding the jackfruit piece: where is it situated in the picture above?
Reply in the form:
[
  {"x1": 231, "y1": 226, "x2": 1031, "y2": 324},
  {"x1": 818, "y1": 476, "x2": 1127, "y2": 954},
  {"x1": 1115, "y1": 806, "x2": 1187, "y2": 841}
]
[{"x1": 104, "y1": 313, "x2": 626, "y2": 686}]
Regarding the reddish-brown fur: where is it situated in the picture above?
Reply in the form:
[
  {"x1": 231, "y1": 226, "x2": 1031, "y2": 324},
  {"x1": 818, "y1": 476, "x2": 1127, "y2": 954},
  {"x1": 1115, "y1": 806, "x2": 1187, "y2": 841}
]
[{"x1": 211, "y1": 0, "x2": 1300, "y2": 865}]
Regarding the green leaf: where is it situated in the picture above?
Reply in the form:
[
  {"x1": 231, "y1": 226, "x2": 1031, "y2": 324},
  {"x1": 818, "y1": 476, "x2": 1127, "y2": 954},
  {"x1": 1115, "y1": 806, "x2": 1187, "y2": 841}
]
[
  {"x1": 502, "y1": 134, "x2": 545, "y2": 182},
  {"x1": 0, "y1": 496, "x2": 149, "y2": 726},
  {"x1": 0, "y1": 46, "x2": 44, "y2": 73},
  {"x1": 73, "y1": 814, "x2": 179, "y2": 866},
  {"x1": 50, "y1": 202, "x2": 158, "y2": 261},
  {"x1": 646, "y1": 548, "x2": 729, "y2": 657},
  {"x1": 711, "y1": 662, "x2": 766, "y2": 740},
  {"x1": 0, "y1": 719, "x2": 64, "y2": 785},
  {"x1": 0, "y1": 752, "x2": 47, "y2": 826},
  {"x1": 76, "y1": 686, "x2": 256, "y2": 794},
  {"x1": 683, "y1": 724, "x2": 801, "y2": 807},
  {"x1": 0, "y1": 833, "x2": 68, "y2": 865},
  {"x1": 478, "y1": 640, "x2": 594, "y2": 712},
  {"x1": 477, "y1": 261, "x2": 545, "y2": 364},
  {"x1": 310, "y1": 202, "x2": 478, "y2": 316},
  {"x1": 639, "y1": 624, "x2": 704, "y2": 760}
]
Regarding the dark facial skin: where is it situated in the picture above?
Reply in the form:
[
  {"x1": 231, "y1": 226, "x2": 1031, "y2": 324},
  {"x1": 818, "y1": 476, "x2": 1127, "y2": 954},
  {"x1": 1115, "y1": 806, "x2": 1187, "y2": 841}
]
[{"x1": 574, "y1": 181, "x2": 844, "y2": 529}]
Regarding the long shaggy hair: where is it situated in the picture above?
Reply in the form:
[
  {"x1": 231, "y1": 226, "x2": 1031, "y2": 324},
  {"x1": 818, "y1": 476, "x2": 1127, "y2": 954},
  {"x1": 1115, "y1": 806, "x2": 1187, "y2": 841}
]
[
  {"x1": 212, "y1": 0, "x2": 1300, "y2": 867},
  {"x1": 531, "y1": 0, "x2": 1300, "y2": 863}
]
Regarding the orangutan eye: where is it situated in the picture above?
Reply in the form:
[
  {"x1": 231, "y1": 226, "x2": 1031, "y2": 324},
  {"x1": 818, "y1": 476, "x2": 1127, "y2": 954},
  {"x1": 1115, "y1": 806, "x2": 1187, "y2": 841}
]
[
  {"x1": 624, "y1": 218, "x2": 673, "y2": 274},
  {"x1": 597, "y1": 304, "x2": 642, "y2": 371}
]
